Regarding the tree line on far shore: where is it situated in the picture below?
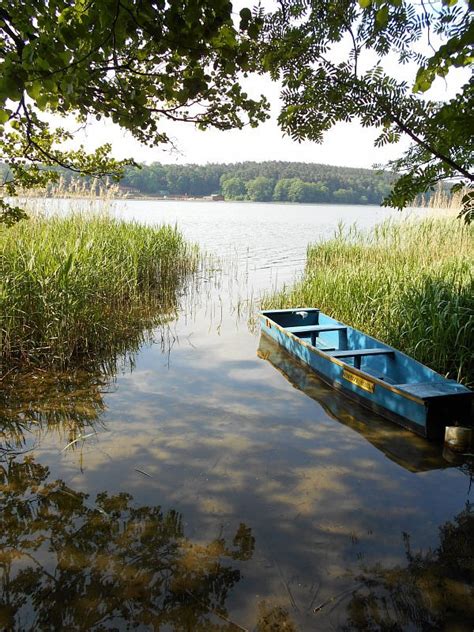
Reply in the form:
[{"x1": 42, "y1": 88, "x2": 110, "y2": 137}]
[{"x1": 121, "y1": 161, "x2": 394, "y2": 205}]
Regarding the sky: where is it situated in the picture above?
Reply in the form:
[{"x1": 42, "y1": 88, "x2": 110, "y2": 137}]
[{"x1": 72, "y1": 79, "x2": 410, "y2": 170}]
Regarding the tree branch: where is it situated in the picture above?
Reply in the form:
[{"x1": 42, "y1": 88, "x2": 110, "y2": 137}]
[
  {"x1": 389, "y1": 112, "x2": 474, "y2": 181},
  {"x1": 319, "y1": 57, "x2": 473, "y2": 182}
]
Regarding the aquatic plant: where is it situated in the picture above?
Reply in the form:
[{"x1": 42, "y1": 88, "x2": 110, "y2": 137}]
[
  {"x1": 0, "y1": 212, "x2": 198, "y2": 371},
  {"x1": 262, "y1": 218, "x2": 474, "y2": 385}
]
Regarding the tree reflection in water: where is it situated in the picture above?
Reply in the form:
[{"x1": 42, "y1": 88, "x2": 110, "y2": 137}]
[
  {"x1": 342, "y1": 503, "x2": 474, "y2": 631},
  {"x1": 0, "y1": 457, "x2": 255, "y2": 631},
  {"x1": 0, "y1": 369, "x2": 109, "y2": 458}
]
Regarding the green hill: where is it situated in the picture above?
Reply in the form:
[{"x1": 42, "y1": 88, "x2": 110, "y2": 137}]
[{"x1": 121, "y1": 161, "x2": 394, "y2": 205}]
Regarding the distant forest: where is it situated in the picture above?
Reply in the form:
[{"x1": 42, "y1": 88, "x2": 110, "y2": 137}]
[
  {"x1": 0, "y1": 161, "x2": 396, "y2": 205},
  {"x1": 122, "y1": 161, "x2": 394, "y2": 205}
]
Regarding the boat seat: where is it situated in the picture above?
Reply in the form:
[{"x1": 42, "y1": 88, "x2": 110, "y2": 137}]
[
  {"x1": 286, "y1": 325, "x2": 347, "y2": 334},
  {"x1": 287, "y1": 324, "x2": 347, "y2": 347},
  {"x1": 396, "y1": 381, "x2": 471, "y2": 399},
  {"x1": 328, "y1": 348, "x2": 395, "y2": 369}
]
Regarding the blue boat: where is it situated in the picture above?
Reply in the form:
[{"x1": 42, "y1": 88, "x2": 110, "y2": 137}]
[
  {"x1": 258, "y1": 334, "x2": 461, "y2": 471},
  {"x1": 259, "y1": 308, "x2": 473, "y2": 439}
]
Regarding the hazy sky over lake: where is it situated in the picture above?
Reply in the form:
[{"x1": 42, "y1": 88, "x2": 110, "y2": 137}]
[{"x1": 72, "y1": 76, "x2": 411, "y2": 169}]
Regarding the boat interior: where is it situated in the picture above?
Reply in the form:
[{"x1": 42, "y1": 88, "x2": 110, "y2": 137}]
[{"x1": 261, "y1": 308, "x2": 468, "y2": 396}]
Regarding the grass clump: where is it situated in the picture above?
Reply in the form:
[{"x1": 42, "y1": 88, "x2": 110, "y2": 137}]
[
  {"x1": 1, "y1": 213, "x2": 198, "y2": 371},
  {"x1": 262, "y1": 218, "x2": 474, "y2": 386}
]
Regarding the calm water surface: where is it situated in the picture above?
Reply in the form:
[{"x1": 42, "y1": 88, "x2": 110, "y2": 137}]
[{"x1": 1, "y1": 201, "x2": 472, "y2": 631}]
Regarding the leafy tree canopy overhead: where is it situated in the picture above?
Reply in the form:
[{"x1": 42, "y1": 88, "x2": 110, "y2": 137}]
[
  {"x1": 1, "y1": 1, "x2": 472, "y2": 224},
  {"x1": 0, "y1": 0, "x2": 269, "y2": 224},
  {"x1": 260, "y1": 0, "x2": 473, "y2": 221}
]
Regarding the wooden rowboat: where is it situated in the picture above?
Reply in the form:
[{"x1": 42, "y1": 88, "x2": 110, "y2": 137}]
[{"x1": 259, "y1": 308, "x2": 473, "y2": 440}]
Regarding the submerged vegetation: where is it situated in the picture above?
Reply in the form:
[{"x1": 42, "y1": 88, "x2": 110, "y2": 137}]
[
  {"x1": 0, "y1": 213, "x2": 198, "y2": 372},
  {"x1": 262, "y1": 218, "x2": 474, "y2": 386}
]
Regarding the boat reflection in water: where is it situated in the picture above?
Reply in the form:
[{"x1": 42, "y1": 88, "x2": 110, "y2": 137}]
[{"x1": 258, "y1": 333, "x2": 465, "y2": 474}]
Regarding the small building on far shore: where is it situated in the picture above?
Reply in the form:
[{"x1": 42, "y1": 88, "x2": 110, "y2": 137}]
[{"x1": 211, "y1": 194, "x2": 225, "y2": 201}]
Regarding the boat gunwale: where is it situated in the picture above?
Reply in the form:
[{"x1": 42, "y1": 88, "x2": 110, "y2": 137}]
[{"x1": 259, "y1": 312, "x2": 428, "y2": 405}]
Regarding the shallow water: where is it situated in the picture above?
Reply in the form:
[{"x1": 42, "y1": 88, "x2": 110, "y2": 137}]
[{"x1": 1, "y1": 201, "x2": 473, "y2": 631}]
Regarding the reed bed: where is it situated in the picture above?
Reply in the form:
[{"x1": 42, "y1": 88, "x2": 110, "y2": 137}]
[
  {"x1": 1, "y1": 213, "x2": 199, "y2": 371},
  {"x1": 262, "y1": 218, "x2": 474, "y2": 386},
  {"x1": 13, "y1": 175, "x2": 123, "y2": 200},
  {"x1": 416, "y1": 185, "x2": 469, "y2": 216}
]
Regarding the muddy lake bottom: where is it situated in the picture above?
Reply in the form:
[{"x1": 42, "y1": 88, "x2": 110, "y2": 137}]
[{"x1": 1, "y1": 201, "x2": 473, "y2": 631}]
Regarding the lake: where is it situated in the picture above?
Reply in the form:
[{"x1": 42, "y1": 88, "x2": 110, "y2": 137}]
[{"x1": 1, "y1": 200, "x2": 472, "y2": 631}]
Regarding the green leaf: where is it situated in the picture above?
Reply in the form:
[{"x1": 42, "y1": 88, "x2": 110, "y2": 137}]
[
  {"x1": 358, "y1": 0, "x2": 372, "y2": 8},
  {"x1": 0, "y1": 73, "x2": 23, "y2": 101},
  {"x1": 27, "y1": 81, "x2": 43, "y2": 101},
  {"x1": 36, "y1": 94, "x2": 50, "y2": 110},
  {"x1": 248, "y1": 22, "x2": 260, "y2": 39},
  {"x1": 376, "y1": 5, "x2": 389, "y2": 27},
  {"x1": 239, "y1": 7, "x2": 252, "y2": 30},
  {"x1": 0, "y1": 109, "x2": 11, "y2": 124}
]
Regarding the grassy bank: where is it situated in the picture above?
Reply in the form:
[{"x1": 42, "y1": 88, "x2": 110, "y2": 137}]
[
  {"x1": 1, "y1": 213, "x2": 198, "y2": 371},
  {"x1": 262, "y1": 218, "x2": 474, "y2": 386}
]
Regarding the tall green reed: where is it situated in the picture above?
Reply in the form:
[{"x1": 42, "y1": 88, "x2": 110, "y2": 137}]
[
  {"x1": 262, "y1": 218, "x2": 474, "y2": 385},
  {"x1": 1, "y1": 213, "x2": 199, "y2": 371}
]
